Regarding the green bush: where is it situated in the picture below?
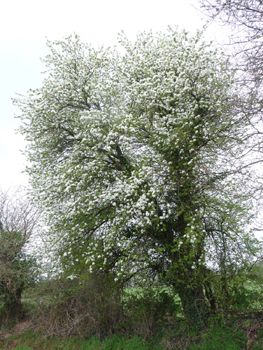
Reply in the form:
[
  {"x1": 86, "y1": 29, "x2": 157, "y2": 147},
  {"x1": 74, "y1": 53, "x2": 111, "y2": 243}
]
[
  {"x1": 22, "y1": 272, "x2": 124, "y2": 337},
  {"x1": 122, "y1": 285, "x2": 181, "y2": 337}
]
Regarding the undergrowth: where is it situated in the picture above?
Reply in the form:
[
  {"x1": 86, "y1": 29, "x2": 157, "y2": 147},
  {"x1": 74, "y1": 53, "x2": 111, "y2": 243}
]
[
  {"x1": 1, "y1": 268, "x2": 263, "y2": 349},
  {"x1": 2, "y1": 316, "x2": 263, "y2": 349}
]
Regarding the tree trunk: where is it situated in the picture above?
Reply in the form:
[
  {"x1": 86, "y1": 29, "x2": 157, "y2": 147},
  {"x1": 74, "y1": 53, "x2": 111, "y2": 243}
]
[
  {"x1": 204, "y1": 279, "x2": 217, "y2": 313},
  {"x1": 177, "y1": 279, "x2": 210, "y2": 329},
  {"x1": 3, "y1": 287, "x2": 23, "y2": 323}
]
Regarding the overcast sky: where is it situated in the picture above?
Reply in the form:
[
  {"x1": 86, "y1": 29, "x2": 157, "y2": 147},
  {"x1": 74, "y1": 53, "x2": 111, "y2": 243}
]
[{"x1": 0, "y1": 0, "x2": 222, "y2": 191}]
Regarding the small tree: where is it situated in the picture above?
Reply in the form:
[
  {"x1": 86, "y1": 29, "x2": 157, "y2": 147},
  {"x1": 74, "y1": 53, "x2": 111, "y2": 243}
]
[{"x1": 0, "y1": 188, "x2": 39, "y2": 323}]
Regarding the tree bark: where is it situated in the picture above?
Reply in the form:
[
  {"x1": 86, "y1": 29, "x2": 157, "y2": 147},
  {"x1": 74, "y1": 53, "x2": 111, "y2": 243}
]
[
  {"x1": 177, "y1": 280, "x2": 210, "y2": 328},
  {"x1": 3, "y1": 286, "x2": 23, "y2": 323}
]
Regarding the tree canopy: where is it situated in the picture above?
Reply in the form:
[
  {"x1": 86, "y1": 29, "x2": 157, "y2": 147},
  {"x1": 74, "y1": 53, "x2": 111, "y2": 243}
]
[{"x1": 14, "y1": 28, "x2": 261, "y2": 327}]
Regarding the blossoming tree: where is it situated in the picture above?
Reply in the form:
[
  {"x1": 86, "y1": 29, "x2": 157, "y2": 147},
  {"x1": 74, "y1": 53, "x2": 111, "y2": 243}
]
[{"x1": 15, "y1": 29, "x2": 257, "y2": 326}]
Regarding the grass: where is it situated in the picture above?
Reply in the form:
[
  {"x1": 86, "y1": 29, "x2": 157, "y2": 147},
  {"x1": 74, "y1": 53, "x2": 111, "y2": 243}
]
[
  {"x1": 188, "y1": 325, "x2": 247, "y2": 350},
  {"x1": 2, "y1": 323, "x2": 263, "y2": 349},
  {"x1": 4, "y1": 316, "x2": 263, "y2": 350},
  {"x1": 0, "y1": 332, "x2": 165, "y2": 350}
]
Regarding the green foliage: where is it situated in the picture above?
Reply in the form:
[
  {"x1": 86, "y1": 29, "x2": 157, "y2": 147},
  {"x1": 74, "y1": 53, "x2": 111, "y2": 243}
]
[
  {"x1": 231, "y1": 280, "x2": 263, "y2": 311},
  {"x1": 123, "y1": 285, "x2": 181, "y2": 337},
  {"x1": 0, "y1": 249, "x2": 39, "y2": 323},
  {"x1": 0, "y1": 188, "x2": 39, "y2": 323}
]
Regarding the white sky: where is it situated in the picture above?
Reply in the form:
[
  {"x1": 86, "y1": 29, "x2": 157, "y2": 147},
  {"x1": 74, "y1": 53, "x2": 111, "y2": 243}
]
[{"x1": 0, "y1": 0, "x2": 222, "y2": 190}]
